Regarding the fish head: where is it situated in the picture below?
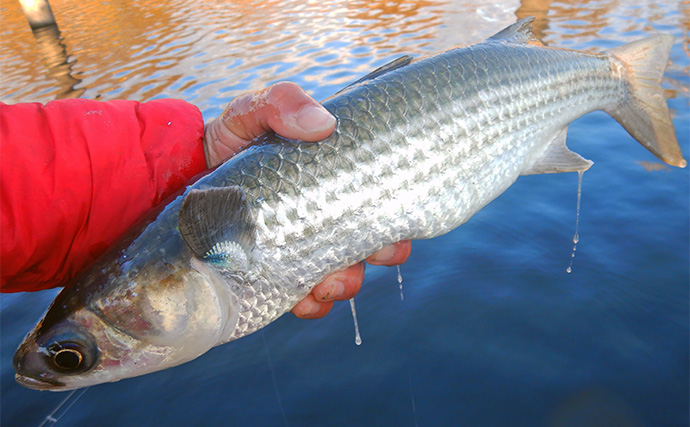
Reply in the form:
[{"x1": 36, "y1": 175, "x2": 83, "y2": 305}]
[
  {"x1": 13, "y1": 300, "x2": 101, "y2": 391},
  {"x1": 14, "y1": 248, "x2": 240, "y2": 391}
]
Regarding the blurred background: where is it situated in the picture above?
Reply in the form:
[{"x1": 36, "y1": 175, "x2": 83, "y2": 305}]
[{"x1": 1, "y1": 0, "x2": 688, "y2": 425}]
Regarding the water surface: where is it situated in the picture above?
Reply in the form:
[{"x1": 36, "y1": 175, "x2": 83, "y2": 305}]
[{"x1": 1, "y1": 0, "x2": 688, "y2": 425}]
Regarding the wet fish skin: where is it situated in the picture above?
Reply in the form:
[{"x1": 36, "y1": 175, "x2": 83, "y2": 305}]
[{"x1": 14, "y1": 18, "x2": 685, "y2": 390}]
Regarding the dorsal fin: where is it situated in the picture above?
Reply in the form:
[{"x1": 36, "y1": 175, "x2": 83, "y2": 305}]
[
  {"x1": 178, "y1": 186, "x2": 255, "y2": 271},
  {"x1": 489, "y1": 17, "x2": 542, "y2": 45},
  {"x1": 336, "y1": 55, "x2": 414, "y2": 95}
]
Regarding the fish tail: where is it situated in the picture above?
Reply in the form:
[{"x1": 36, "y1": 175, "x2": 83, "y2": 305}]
[{"x1": 606, "y1": 35, "x2": 686, "y2": 168}]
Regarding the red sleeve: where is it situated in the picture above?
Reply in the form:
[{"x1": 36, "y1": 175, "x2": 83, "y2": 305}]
[{"x1": 0, "y1": 98, "x2": 207, "y2": 292}]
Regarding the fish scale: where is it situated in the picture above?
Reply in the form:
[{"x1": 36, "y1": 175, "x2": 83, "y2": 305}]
[
  {"x1": 14, "y1": 18, "x2": 686, "y2": 390},
  {"x1": 214, "y1": 42, "x2": 625, "y2": 337}
]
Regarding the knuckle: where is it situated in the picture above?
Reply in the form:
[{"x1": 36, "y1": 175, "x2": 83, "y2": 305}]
[{"x1": 266, "y1": 81, "x2": 302, "y2": 104}]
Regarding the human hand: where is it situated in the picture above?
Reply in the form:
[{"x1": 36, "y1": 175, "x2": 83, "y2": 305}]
[
  {"x1": 204, "y1": 82, "x2": 412, "y2": 319},
  {"x1": 203, "y1": 81, "x2": 337, "y2": 167},
  {"x1": 291, "y1": 240, "x2": 412, "y2": 318}
]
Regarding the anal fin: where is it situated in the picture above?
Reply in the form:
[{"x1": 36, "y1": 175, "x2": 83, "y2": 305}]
[{"x1": 521, "y1": 127, "x2": 593, "y2": 175}]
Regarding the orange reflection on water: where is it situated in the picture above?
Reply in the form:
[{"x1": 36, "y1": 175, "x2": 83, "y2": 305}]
[{"x1": 0, "y1": 0, "x2": 687, "y2": 106}]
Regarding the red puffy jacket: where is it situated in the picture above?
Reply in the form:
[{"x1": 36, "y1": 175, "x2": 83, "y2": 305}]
[{"x1": 0, "y1": 98, "x2": 207, "y2": 292}]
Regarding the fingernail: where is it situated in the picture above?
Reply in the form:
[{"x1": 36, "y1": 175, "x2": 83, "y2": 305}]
[
  {"x1": 304, "y1": 301, "x2": 322, "y2": 318},
  {"x1": 296, "y1": 105, "x2": 336, "y2": 133},
  {"x1": 293, "y1": 297, "x2": 321, "y2": 319},
  {"x1": 368, "y1": 245, "x2": 395, "y2": 264},
  {"x1": 321, "y1": 280, "x2": 344, "y2": 301}
]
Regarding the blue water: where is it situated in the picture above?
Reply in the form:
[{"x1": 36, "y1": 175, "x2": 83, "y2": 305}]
[{"x1": 1, "y1": 0, "x2": 688, "y2": 425}]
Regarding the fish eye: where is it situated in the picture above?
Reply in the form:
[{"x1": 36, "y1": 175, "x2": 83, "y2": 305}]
[
  {"x1": 45, "y1": 342, "x2": 96, "y2": 374},
  {"x1": 53, "y1": 347, "x2": 82, "y2": 370}
]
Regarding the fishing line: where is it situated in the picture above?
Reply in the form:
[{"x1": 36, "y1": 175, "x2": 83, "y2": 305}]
[
  {"x1": 260, "y1": 330, "x2": 288, "y2": 427},
  {"x1": 408, "y1": 370, "x2": 419, "y2": 427},
  {"x1": 38, "y1": 386, "x2": 89, "y2": 426}
]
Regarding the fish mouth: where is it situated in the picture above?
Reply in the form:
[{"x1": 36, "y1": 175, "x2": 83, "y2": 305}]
[{"x1": 15, "y1": 373, "x2": 64, "y2": 391}]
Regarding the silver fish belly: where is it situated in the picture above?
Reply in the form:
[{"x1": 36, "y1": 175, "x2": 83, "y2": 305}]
[{"x1": 14, "y1": 17, "x2": 686, "y2": 390}]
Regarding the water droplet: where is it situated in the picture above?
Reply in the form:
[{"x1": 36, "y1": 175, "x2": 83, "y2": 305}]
[
  {"x1": 567, "y1": 171, "x2": 585, "y2": 273},
  {"x1": 349, "y1": 298, "x2": 362, "y2": 346},
  {"x1": 397, "y1": 265, "x2": 404, "y2": 301}
]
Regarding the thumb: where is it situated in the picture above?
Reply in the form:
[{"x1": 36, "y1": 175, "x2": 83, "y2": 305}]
[
  {"x1": 261, "y1": 81, "x2": 336, "y2": 141},
  {"x1": 204, "y1": 82, "x2": 336, "y2": 167}
]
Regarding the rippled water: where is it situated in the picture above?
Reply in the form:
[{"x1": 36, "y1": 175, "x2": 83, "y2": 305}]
[{"x1": 1, "y1": 0, "x2": 688, "y2": 425}]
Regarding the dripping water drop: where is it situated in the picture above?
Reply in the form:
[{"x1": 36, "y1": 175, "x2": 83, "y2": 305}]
[
  {"x1": 349, "y1": 298, "x2": 362, "y2": 345},
  {"x1": 397, "y1": 265, "x2": 404, "y2": 301},
  {"x1": 567, "y1": 170, "x2": 584, "y2": 274}
]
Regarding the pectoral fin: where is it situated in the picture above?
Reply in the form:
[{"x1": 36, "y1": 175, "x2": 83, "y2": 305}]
[
  {"x1": 178, "y1": 186, "x2": 255, "y2": 271},
  {"x1": 521, "y1": 127, "x2": 593, "y2": 175}
]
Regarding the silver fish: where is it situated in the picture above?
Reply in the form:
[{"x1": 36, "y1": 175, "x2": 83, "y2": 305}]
[{"x1": 14, "y1": 18, "x2": 686, "y2": 390}]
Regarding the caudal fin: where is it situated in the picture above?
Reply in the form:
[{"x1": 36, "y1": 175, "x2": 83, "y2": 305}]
[{"x1": 606, "y1": 35, "x2": 686, "y2": 168}]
